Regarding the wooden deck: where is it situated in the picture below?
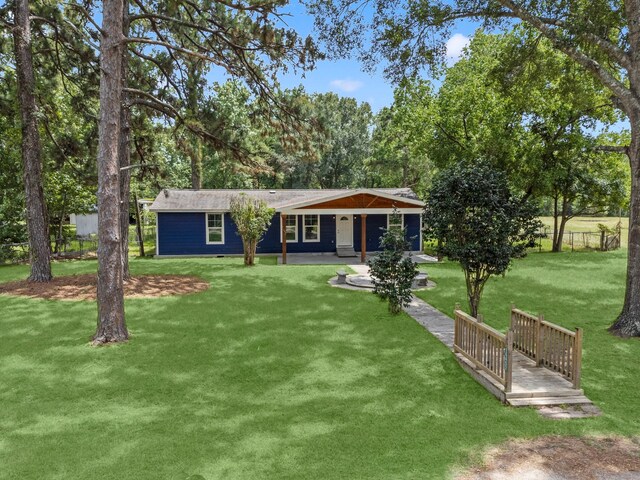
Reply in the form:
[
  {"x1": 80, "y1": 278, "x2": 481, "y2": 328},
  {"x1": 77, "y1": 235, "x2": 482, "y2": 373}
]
[
  {"x1": 404, "y1": 298, "x2": 593, "y2": 407},
  {"x1": 455, "y1": 349, "x2": 591, "y2": 406}
]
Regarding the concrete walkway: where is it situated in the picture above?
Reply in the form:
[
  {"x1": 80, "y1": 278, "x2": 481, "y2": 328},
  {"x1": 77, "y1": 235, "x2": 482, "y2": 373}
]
[
  {"x1": 348, "y1": 261, "x2": 454, "y2": 347},
  {"x1": 404, "y1": 296, "x2": 455, "y2": 348}
]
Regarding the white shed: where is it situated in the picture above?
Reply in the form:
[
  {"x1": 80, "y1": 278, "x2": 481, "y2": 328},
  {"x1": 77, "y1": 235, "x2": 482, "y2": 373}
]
[{"x1": 69, "y1": 213, "x2": 99, "y2": 236}]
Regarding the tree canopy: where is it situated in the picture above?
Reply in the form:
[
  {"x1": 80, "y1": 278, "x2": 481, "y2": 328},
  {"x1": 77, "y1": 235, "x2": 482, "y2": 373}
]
[{"x1": 424, "y1": 162, "x2": 541, "y2": 317}]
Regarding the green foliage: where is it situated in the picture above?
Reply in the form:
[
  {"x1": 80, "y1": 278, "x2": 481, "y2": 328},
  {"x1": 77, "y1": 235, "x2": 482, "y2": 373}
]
[
  {"x1": 369, "y1": 79, "x2": 433, "y2": 196},
  {"x1": 368, "y1": 212, "x2": 419, "y2": 314},
  {"x1": 261, "y1": 91, "x2": 373, "y2": 189},
  {"x1": 423, "y1": 162, "x2": 541, "y2": 316},
  {"x1": 229, "y1": 194, "x2": 275, "y2": 266}
]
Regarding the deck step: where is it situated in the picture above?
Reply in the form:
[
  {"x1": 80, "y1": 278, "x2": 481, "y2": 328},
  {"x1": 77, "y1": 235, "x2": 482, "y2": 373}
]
[
  {"x1": 336, "y1": 247, "x2": 357, "y2": 257},
  {"x1": 507, "y1": 396, "x2": 593, "y2": 407},
  {"x1": 506, "y1": 389, "x2": 584, "y2": 399}
]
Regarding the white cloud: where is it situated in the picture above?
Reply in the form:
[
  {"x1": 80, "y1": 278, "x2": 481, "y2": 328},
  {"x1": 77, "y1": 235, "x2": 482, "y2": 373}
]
[
  {"x1": 330, "y1": 79, "x2": 364, "y2": 93},
  {"x1": 445, "y1": 33, "x2": 471, "y2": 60}
]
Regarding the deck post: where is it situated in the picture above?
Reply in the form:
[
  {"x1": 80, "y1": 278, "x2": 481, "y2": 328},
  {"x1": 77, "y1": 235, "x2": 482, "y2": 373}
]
[
  {"x1": 475, "y1": 314, "x2": 482, "y2": 362},
  {"x1": 505, "y1": 330, "x2": 514, "y2": 393},
  {"x1": 281, "y1": 213, "x2": 287, "y2": 265},
  {"x1": 453, "y1": 304, "x2": 461, "y2": 349},
  {"x1": 509, "y1": 304, "x2": 515, "y2": 329},
  {"x1": 573, "y1": 327, "x2": 583, "y2": 389},
  {"x1": 536, "y1": 314, "x2": 544, "y2": 366},
  {"x1": 360, "y1": 214, "x2": 367, "y2": 263}
]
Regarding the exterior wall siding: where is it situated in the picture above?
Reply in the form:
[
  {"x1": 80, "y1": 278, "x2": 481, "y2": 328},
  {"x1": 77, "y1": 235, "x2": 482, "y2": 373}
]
[
  {"x1": 157, "y1": 211, "x2": 422, "y2": 256},
  {"x1": 405, "y1": 214, "x2": 422, "y2": 251},
  {"x1": 158, "y1": 212, "x2": 244, "y2": 255},
  {"x1": 257, "y1": 214, "x2": 337, "y2": 254}
]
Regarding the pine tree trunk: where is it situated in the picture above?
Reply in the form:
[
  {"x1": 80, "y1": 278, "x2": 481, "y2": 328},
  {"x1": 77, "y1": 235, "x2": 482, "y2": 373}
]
[
  {"x1": 119, "y1": 1, "x2": 131, "y2": 281},
  {"x1": 93, "y1": 0, "x2": 128, "y2": 345},
  {"x1": 12, "y1": 0, "x2": 52, "y2": 282},
  {"x1": 610, "y1": 113, "x2": 640, "y2": 337}
]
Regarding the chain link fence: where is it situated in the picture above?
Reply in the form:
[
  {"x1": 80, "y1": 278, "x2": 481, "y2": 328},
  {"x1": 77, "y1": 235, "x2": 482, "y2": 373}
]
[{"x1": 0, "y1": 225, "x2": 156, "y2": 265}]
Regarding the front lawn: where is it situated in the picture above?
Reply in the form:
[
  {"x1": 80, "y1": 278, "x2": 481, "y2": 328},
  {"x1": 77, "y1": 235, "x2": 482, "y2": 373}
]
[{"x1": 0, "y1": 251, "x2": 638, "y2": 479}]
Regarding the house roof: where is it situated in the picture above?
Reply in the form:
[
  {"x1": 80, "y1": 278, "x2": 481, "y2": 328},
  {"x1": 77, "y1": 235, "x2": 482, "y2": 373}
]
[{"x1": 149, "y1": 188, "x2": 424, "y2": 212}]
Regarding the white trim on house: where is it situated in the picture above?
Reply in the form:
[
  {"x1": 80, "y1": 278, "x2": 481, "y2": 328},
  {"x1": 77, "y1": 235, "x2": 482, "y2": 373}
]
[
  {"x1": 280, "y1": 214, "x2": 298, "y2": 243},
  {"x1": 205, "y1": 212, "x2": 225, "y2": 244},
  {"x1": 281, "y1": 207, "x2": 423, "y2": 215},
  {"x1": 278, "y1": 188, "x2": 424, "y2": 210},
  {"x1": 387, "y1": 213, "x2": 404, "y2": 230},
  {"x1": 303, "y1": 214, "x2": 320, "y2": 242},
  {"x1": 155, "y1": 217, "x2": 159, "y2": 256}
]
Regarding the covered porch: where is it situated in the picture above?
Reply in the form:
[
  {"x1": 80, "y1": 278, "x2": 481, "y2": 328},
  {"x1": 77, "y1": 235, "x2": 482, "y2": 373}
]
[
  {"x1": 278, "y1": 190, "x2": 425, "y2": 264},
  {"x1": 275, "y1": 252, "x2": 438, "y2": 265}
]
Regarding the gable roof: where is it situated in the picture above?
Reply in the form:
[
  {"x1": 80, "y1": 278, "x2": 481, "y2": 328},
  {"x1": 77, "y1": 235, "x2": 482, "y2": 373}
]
[{"x1": 149, "y1": 188, "x2": 424, "y2": 212}]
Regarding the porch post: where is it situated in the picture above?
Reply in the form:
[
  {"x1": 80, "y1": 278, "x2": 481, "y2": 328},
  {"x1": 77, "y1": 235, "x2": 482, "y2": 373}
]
[
  {"x1": 281, "y1": 213, "x2": 287, "y2": 265},
  {"x1": 360, "y1": 214, "x2": 367, "y2": 263}
]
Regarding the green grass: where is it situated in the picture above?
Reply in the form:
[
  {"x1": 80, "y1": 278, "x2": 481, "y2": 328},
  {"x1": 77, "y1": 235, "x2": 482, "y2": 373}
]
[
  {"x1": 539, "y1": 216, "x2": 628, "y2": 233},
  {"x1": 0, "y1": 251, "x2": 639, "y2": 479},
  {"x1": 538, "y1": 215, "x2": 629, "y2": 249}
]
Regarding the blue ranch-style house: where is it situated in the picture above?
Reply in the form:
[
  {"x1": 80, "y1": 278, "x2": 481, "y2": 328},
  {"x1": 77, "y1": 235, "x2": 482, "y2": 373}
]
[{"x1": 150, "y1": 188, "x2": 425, "y2": 263}]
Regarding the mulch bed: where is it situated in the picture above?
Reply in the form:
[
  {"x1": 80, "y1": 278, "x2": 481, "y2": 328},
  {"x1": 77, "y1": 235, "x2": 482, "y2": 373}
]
[
  {"x1": 457, "y1": 435, "x2": 640, "y2": 480},
  {"x1": 0, "y1": 274, "x2": 209, "y2": 301}
]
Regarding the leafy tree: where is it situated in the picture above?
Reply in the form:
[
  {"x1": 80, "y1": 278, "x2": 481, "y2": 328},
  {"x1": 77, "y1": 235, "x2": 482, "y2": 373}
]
[
  {"x1": 229, "y1": 194, "x2": 274, "y2": 266},
  {"x1": 368, "y1": 212, "x2": 419, "y2": 314},
  {"x1": 308, "y1": 0, "x2": 640, "y2": 336},
  {"x1": 312, "y1": 93, "x2": 373, "y2": 188},
  {"x1": 369, "y1": 79, "x2": 433, "y2": 196},
  {"x1": 546, "y1": 145, "x2": 627, "y2": 252},
  {"x1": 45, "y1": 170, "x2": 96, "y2": 254},
  {"x1": 423, "y1": 162, "x2": 540, "y2": 317},
  {"x1": 257, "y1": 90, "x2": 372, "y2": 189}
]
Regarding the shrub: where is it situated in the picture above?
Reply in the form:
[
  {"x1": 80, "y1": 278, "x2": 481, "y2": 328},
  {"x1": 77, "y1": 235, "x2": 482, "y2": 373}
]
[{"x1": 368, "y1": 212, "x2": 419, "y2": 314}]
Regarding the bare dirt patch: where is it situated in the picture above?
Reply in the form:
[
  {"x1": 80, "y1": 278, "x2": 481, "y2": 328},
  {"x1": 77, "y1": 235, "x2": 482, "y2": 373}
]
[
  {"x1": 457, "y1": 435, "x2": 640, "y2": 480},
  {"x1": 0, "y1": 274, "x2": 209, "y2": 301}
]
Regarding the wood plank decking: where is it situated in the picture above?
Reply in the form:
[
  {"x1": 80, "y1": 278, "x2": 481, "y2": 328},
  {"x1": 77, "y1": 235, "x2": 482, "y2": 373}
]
[
  {"x1": 405, "y1": 296, "x2": 593, "y2": 407},
  {"x1": 455, "y1": 350, "x2": 591, "y2": 406}
]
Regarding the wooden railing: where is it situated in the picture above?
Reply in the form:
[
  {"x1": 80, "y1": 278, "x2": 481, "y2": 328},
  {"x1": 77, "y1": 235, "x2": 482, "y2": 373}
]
[
  {"x1": 510, "y1": 307, "x2": 539, "y2": 359},
  {"x1": 454, "y1": 309, "x2": 513, "y2": 392},
  {"x1": 510, "y1": 306, "x2": 583, "y2": 388}
]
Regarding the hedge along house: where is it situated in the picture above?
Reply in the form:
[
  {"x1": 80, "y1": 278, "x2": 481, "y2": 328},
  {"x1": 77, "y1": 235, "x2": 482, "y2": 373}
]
[{"x1": 149, "y1": 188, "x2": 425, "y2": 263}]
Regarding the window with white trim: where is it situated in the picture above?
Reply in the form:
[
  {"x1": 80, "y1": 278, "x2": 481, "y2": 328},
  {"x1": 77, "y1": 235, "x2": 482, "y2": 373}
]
[
  {"x1": 387, "y1": 213, "x2": 404, "y2": 232},
  {"x1": 303, "y1": 214, "x2": 320, "y2": 242},
  {"x1": 281, "y1": 215, "x2": 298, "y2": 242},
  {"x1": 206, "y1": 213, "x2": 224, "y2": 244}
]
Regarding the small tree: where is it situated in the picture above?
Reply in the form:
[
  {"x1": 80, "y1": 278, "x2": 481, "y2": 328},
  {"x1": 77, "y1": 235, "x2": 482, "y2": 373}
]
[
  {"x1": 229, "y1": 194, "x2": 274, "y2": 266},
  {"x1": 424, "y1": 162, "x2": 541, "y2": 317},
  {"x1": 368, "y1": 212, "x2": 419, "y2": 314}
]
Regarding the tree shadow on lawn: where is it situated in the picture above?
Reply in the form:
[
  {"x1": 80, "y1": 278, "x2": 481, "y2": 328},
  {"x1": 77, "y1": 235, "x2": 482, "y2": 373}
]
[
  {"x1": 0, "y1": 258, "x2": 636, "y2": 479},
  {"x1": 417, "y1": 251, "x2": 640, "y2": 437}
]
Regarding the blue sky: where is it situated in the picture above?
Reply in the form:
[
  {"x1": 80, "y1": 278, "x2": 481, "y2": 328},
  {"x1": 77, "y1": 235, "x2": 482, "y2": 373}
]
[{"x1": 274, "y1": 1, "x2": 477, "y2": 112}]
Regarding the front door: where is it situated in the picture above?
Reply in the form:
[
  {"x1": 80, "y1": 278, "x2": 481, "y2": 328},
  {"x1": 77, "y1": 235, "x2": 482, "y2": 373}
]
[{"x1": 336, "y1": 214, "x2": 353, "y2": 246}]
